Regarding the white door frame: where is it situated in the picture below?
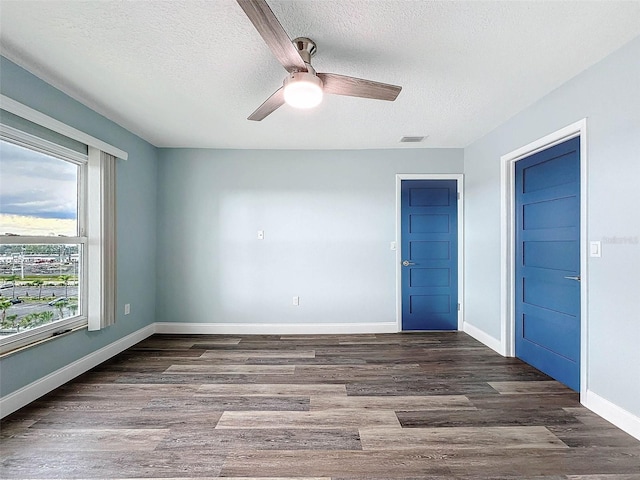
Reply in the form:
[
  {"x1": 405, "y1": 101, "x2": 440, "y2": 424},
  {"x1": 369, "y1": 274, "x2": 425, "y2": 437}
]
[
  {"x1": 395, "y1": 174, "x2": 465, "y2": 332},
  {"x1": 500, "y1": 119, "x2": 588, "y2": 398}
]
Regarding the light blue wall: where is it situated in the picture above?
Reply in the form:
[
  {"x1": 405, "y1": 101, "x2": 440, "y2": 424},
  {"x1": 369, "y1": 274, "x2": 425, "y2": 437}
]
[
  {"x1": 157, "y1": 148, "x2": 463, "y2": 327},
  {"x1": 0, "y1": 57, "x2": 158, "y2": 397},
  {"x1": 464, "y1": 36, "x2": 640, "y2": 416}
]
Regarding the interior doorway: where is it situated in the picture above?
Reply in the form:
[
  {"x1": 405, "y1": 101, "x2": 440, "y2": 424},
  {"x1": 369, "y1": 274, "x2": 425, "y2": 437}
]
[{"x1": 500, "y1": 120, "x2": 588, "y2": 396}]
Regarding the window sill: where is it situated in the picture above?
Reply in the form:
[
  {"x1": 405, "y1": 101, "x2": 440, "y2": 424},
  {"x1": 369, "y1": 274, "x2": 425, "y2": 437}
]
[{"x1": 0, "y1": 317, "x2": 87, "y2": 358}]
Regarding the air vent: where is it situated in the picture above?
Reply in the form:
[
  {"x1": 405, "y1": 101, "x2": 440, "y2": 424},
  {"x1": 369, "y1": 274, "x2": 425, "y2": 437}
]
[{"x1": 400, "y1": 136, "x2": 426, "y2": 143}]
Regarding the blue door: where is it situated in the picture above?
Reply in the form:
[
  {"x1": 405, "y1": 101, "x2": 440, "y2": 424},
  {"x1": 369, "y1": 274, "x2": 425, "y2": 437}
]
[
  {"x1": 515, "y1": 137, "x2": 580, "y2": 391},
  {"x1": 401, "y1": 180, "x2": 458, "y2": 330}
]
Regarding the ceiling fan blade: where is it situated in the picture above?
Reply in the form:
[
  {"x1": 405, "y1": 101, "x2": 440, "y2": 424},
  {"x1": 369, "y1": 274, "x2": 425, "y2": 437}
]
[
  {"x1": 317, "y1": 73, "x2": 402, "y2": 101},
  {"x1": 236, "y1": 0, "x2": 307, "y2": 73},
  {"x1": 248, "y1": 87, "x2": 285, "y2": 121}
]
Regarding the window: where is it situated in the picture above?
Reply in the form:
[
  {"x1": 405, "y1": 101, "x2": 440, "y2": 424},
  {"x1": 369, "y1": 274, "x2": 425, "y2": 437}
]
[
  {"x1": 0, "y1": 131, "x2": 88, "y2": 352},
  {"x1": 0, "y1": 100, "x2": 120, "y2": 355}
]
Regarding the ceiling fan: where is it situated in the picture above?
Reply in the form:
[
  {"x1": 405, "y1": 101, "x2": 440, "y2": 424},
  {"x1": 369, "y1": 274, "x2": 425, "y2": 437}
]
[{"x1": 236, "y1": 0, "x2": 402, "y2": 121}]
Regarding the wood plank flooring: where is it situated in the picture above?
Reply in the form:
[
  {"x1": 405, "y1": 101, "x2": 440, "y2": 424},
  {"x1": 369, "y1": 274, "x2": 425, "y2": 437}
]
[{"x1": 1, "y1": 332, "x2": 639, "y2": 479}]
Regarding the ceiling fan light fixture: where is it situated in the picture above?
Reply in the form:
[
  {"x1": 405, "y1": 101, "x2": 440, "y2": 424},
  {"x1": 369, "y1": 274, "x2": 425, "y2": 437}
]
[{"x1": 283, "y1": 71, "x2": 323, "y2": 109}]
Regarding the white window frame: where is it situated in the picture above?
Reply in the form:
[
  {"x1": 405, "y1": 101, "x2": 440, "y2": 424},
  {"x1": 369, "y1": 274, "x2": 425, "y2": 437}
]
[{"x1": 0, "y1": 128, "x2": 89, "y2": 354}]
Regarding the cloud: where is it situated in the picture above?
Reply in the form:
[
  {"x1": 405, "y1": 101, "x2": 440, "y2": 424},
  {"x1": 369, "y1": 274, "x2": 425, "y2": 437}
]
[
  {"x1": 0, "y1": 196, "x2": 77, "y2": 219},
  {"x1": 0, "y1": 213, "x2": 77, "y2": 237},
  {"x1": 0, "y1": 140, "x2": 78, "y2": 220}
]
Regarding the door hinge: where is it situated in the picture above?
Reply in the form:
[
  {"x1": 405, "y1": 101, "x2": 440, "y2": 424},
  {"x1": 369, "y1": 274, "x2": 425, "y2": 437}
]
[
  {"x1": 457, "y1": 303, "x2": 461, "y2": 311},
  {"x1": 457, "y1": 192, "x2": 460, "y2": 200}
]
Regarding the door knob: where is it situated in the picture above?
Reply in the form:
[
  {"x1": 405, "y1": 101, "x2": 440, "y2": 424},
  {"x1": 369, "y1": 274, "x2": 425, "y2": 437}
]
[{"x1": 402, "y1": 260, "x2": 415, "y2": 267}]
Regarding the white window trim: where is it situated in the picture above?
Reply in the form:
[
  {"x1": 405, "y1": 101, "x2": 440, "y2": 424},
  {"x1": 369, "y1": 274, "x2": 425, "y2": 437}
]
[
  {"x1": 0, "y1": 94, "x2": 128, "y2": 161},
  {"x1": 0, "y1": 123, "x2": 88, "y2": 165}
]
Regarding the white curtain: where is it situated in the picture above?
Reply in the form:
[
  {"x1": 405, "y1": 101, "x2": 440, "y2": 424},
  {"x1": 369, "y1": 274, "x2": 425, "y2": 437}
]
[{"x1": 87, "y1": 149, "x2": 117, "y2": 330}]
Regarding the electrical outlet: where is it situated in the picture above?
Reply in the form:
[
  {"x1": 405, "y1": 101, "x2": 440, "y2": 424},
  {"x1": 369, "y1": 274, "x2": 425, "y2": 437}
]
[
  {"x1": 124, "y1": 303, "x2": 130, "y2": 315},
  {"x1": 292, "y1": 296, "x2": 299, "y2": 306}
]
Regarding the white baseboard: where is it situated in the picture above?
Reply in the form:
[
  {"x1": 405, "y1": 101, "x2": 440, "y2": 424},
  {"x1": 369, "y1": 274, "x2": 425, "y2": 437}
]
[
  {"x1": 463, "y1": 321, "x2": 504, "y2": 355},
  {"x1": 154, "y1": 321, "x2": 399, "y2": 335},
  {"x1": 0, "y1": 324, "x2": 155, "y2": 418},
  {"x1": 584, "y1": 389, "x2": 640, "y2": 441}
]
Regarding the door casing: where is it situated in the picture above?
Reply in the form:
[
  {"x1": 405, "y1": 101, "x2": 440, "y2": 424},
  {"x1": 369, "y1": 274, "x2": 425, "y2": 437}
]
[
  {"x1": 396, "y1": 174, "x2": 464, "y2": 332},
  {"x1": 500, "y1": 119, "x2": 588, "y2": 399}
]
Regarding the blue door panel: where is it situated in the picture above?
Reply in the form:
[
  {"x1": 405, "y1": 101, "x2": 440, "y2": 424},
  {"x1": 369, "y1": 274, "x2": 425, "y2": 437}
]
[
  {"x1": 410, "y1": 188, "x2": 450, "y2": 206},
  {"x1": 411, "y1": 268, "x2": 450, "y2": 287},
  {"x1": 523, "y1": 274, "x2": 579, "y2": 315},
  {"x1": 523, "y1": 153, "x2": 577, "y2": 192},
  {"x1": 402, "y1": 180, "x2": 458, "y2": 331},
  {"x1": 524, "y1": 241, "x2": 578, "y2": 271},
  {"x1": 515, "y1": 136, "x2": 580, "y2": 391},
  {"x1": 410, "y1": 241, "x2": 450, "y2": 260},
  {"x1": 523, "y1": 197, "x2": 579, "y2": 230},
  {"x1": 410, "y1": 214, "x2": 450, "y2": 233},
  {"x1": 411, "y1": 295, "x2": 450, "y2": 315},
  {"x1": 522, "y1": 312, "x2": 580, "y2": 362}
]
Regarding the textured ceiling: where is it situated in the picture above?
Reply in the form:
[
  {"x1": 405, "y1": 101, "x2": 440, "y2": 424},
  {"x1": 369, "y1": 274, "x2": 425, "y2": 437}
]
[{"x1": 1, "y1": 0, "x2": 639, "y2": 149}]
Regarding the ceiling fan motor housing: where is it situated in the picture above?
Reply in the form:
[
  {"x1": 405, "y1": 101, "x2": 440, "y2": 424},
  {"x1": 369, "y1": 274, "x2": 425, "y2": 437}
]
[{"x1": 292, "y1": 37, "x2": 317, "y2": 64}]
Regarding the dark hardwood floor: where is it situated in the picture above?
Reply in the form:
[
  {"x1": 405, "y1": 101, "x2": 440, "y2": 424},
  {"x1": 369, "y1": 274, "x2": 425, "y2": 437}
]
[{"x1": 1, "y1": 332, "x2": 639, "y2": 479}]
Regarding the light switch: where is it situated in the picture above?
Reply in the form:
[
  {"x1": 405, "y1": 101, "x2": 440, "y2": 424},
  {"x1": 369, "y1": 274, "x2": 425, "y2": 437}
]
[
  {"x1": 390, "y1": 241, "x2": 397, "y2": 251},
  {"x1": 257, "y1": 230, "x2": 264, "y2": 240},
  {"x1": 590, "y1": 241, "x2": 601, "y2": 257}
]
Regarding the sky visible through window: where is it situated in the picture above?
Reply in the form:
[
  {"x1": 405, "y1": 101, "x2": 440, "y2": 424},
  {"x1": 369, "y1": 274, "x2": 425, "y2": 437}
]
[{"x1": 0, "y1": 140, "x2": 78, "y2": 236}]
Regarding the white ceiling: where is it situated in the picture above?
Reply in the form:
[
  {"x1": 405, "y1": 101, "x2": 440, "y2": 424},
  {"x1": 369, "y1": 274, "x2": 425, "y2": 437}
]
[{"x1": 1, "y1": 1, "x2": 639, "y2": 150}]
